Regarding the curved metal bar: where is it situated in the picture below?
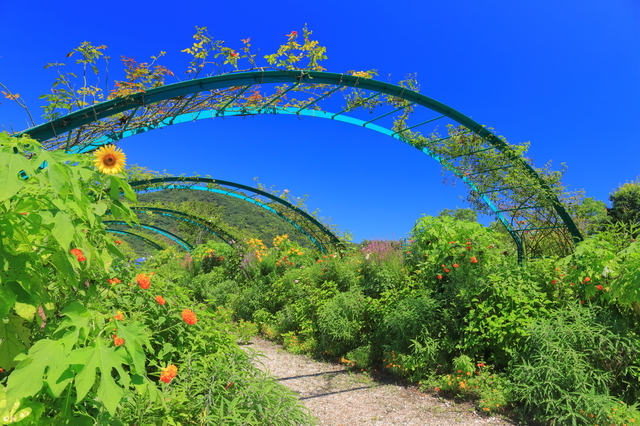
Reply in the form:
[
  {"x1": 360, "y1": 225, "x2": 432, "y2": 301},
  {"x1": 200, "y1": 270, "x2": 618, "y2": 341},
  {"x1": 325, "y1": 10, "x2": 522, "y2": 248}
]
[
  {"x1": 129, "y1": 177, "x2": 342, "y2": 253},
  {"x1": 103, "y1": 220, "x2": 193, "y2": 251},
  {"x1": 18, "y1": 71, "x2": 582, "y2": 259},
  {"x1": 130, "y1": 206, "x2": 239, "y2": 246},
  {"x1": 106, "y1": 229, "x2": 164, "y2": 250},
  {"x1": 109, "y1": 110, "x2": 521, "y2": 257}
]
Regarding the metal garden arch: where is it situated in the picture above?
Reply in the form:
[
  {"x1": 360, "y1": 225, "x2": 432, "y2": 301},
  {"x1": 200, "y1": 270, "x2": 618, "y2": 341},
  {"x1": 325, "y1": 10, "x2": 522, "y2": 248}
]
[{"x1": 19, "y1": 70, "x2": 583, "y2": 260}]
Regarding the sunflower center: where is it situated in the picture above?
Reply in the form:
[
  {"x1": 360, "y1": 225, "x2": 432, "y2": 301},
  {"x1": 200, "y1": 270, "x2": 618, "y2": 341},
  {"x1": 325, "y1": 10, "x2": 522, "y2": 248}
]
[{"x1": 103, "y1": 154, "x2": 117, "y2": 166}]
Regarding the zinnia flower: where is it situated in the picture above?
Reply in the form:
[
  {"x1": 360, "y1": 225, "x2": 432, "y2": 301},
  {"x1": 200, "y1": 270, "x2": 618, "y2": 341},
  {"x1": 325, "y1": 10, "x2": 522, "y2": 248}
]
[
  {"x1": 155, "y1": 295, "x2": 166, "y2": 305},
  {"x1": 70, "y1": 248, "x2": 86, "y2": 262},
  {"x1": 113, "y1": 335, "x2": 125, "y2": 346},
  {"x1": 93, "y1": 144, "x2": 126, "y2": 175},
  {"x1": 136, "y1": 273, "x2": 151, "y2": 290},
  {"x1": 159, "y1": 364, "x2": 178, "y2": 383},
  {"x1": 182, "y1": 309, "x2": 198, "y2": 325}
]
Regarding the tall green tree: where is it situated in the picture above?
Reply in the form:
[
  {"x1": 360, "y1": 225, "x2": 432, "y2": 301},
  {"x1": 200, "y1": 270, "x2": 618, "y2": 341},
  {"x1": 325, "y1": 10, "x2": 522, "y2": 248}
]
[{"x1": 608, "y1": 178, "x2": 640, "y2": 227}]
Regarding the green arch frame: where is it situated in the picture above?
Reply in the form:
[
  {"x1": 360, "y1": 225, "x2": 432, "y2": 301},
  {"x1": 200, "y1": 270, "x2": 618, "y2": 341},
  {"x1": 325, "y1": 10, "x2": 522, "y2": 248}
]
[
  {"x1": 103, "y1": 220, "x2": 193, "y2": 251},
  {"x1": 130, "y1": 206, "x2": 239, "y2": 247},
  {"x1": 20, "y1": 70, "x2": 583, "y2": 259},
  {"x1": 106, "y1": 229, "x2": 164, "y2": 251},
  {"x1": 129, "y1": 177, "x2": 342, "y2": 253}
]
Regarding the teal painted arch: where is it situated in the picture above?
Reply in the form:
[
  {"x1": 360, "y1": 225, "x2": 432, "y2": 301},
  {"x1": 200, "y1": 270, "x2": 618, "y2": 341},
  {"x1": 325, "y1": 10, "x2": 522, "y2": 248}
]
[
  {"x1": 130, "y1": 206, "x2": 239, "y2": 247},
  {"x1": 129, "y1": 177, "x2": 343, "y2": 254},
  {"x1": 103, "y1": 220, "x2": 193, "y2": 251},
  {"x1": 106, "y1": 229, "x2": 164, "y2": 251},
  {"x1": 18, "y1": 70, "x2": 583, "y2": 259}
]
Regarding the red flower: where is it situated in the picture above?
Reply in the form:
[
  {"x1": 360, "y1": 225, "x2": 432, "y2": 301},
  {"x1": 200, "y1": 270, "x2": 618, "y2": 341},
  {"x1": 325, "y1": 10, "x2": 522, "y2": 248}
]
[
  {"x1": 70, "y1": 248, "x2": 86, "y2": 262},
  {"x1": 155, "y1": 295, "x2": 166, "y2": 305},
  {"x1": 434, "y1": 387, "x2": 440, "y2": 392},
  {"x1": 182, "y1": 309, "x2": 198, "y2": 325},
  {"x1": 436, "y1": 274, "x2": 443, "y2": 280},
  {"x1": 115, "y1": 240, "x2": 122, "y2": 245},
  {"x1": 470, "y1": 256, "x2": 478, "y2": 264},
  {"x1": 160, "y1": 364, "x2": 178, "y2": 383},
  {"x1": 595, "y1": 285, "x2": 604, "y2": 290},
  {"x1": 453, "y1": 264, "x2": 459, "y2": 268},
  {"x1": 551, "y1": 280, "x2": 557, "y2": 285},
  {"x1": 444, "y1": 269, "x2": 450, "y2": 273},
  {"x1": 113, "y1": 335, "x2": 125, "y2": 346},
  {"x1": 113, "y1": 311, "x2": 124, "y2": 321},
  {"x1": 136, "y1": 273, "x2": 151, "y2": 290},
  {"x1": 583, "y1": 277, "x2": 591, "y2": 283}
]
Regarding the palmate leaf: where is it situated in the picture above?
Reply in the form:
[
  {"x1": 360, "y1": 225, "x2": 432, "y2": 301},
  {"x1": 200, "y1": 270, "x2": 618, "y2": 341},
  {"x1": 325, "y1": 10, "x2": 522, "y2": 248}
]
[
  {"x1": 66, "y1": 340, "x2": 130, "y2": 415},
  {"x1": 0, "y1": 315, "x2": 30, "y2": 370},
  {"x1": 4, "y1": 338, "x2": 66, "y2": 410},
  {"x1": 0, "y1": 151, "x2": 34, "y2": 204},
  {"x1": 115, "y1": 321, "x2": 151, "y2": 374},
  {"x1": 54, "y1": 301, "x2": 92, "y2": 345}
]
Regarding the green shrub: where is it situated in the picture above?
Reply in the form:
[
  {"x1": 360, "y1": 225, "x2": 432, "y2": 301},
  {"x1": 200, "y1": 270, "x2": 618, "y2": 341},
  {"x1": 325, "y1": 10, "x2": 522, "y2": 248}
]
[
  {"x1": 317, "y1": 291, "x2": 367, "y2": 356},
  {"x1": 509, "y1": 305, "x2": 640, "y2": 425}
]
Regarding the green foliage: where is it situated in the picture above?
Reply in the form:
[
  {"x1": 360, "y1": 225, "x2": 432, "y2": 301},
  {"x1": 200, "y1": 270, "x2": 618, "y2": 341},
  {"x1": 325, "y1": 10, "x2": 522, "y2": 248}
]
[
  {"x1": 317, "y1": 291, "x2": 367, "y2": 356},
  {"x1": 437, "y1": 207, "x2": 478, "y2": 223},
  {"x1": 432, "y1": 356, "x2": 510, "y2": 415},
  {"x1": 509, "y1": 306, "x2": 640, "y2": 424},
  {"x1": 608, "y1": 178, "x2": 640, "y2": 228}
]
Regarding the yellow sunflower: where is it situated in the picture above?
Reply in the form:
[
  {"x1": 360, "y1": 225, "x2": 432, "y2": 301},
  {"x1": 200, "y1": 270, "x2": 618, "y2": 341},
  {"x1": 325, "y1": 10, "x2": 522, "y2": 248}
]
[{"x1": 93, "y1": 145, "x2": 126, "y2": 174}]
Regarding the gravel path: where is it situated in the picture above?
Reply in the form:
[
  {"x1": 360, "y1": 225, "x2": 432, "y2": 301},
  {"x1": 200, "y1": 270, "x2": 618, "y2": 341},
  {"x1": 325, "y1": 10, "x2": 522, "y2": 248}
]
[{"x1": 245, "y1": 337, "x2": 521, "y2": 426}]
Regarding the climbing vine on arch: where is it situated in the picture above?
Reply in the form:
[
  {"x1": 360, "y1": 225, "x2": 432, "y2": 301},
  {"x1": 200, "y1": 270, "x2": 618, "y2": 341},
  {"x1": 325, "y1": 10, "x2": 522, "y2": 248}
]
[{"x1": 3, "y1": 26, "x2": 585, "y2": 258}]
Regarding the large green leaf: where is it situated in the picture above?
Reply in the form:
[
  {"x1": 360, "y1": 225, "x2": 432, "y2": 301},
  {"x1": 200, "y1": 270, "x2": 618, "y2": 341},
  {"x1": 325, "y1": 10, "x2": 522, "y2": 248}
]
[
  {"x1": 66, "y1": 340, "x2": 130, "y2": 415},
  {"x1": 0, "y1": 315, "x2": 30, "y2": 370},
  {"x1": 55, "y1": 302, "x2": 92, "y2": 345},
  {"x1": 0, "y1": 152, "x2": 33, "y2": 203},
  {"x1": 4, "y1": 338, "x2": 65, "y2": 410},
  {"x1": 50, "y1": 211, "x2": 74, "y2": 251},
  {"x1": 0, "y1": 287, "x2": 18, "y2": 319},
  {"x1": 115, "y1": 321, "x2": 151, "y2": 374}
]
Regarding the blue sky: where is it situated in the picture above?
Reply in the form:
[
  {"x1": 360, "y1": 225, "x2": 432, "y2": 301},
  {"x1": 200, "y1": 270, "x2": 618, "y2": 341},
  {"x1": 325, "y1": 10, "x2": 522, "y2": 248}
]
[{"x1": 1, "y1": 1, "x2": 639, "y2": 242}]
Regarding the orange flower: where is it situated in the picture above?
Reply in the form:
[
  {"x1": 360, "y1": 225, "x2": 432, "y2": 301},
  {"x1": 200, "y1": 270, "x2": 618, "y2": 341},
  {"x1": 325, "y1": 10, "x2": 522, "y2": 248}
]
[
  {"x1": 436, "y1": 274, "x2": 443, "y2": 280},
  {"x1": 113, "y1": 335, "x2": 125, "y2": 346},
  {"x1": 155, "y1": 295, "x2": 166, "y2": 305},
  {"x1": 453, "y1": 264, "x2": 459, "y2": 268},
  {"x1": 115, "y1": 240, "x2": 122, "y2": 245},
  {"x1": 470, "y1": 256, "x2": 478, "y2": 264},
  {"x1": 182, "y1": 309, "x2": 198, "y2": 325},
  {"x1": 136, "y1": 273, "x2": 151, "y2": 290},
  {"x1": 596, "y1": 284, "x2": 604, "y2": 290},
  {"x1": 114, "y1": 311, "x2": 124, "y2": 321},
  {"x1": 583, "y1": 277, "x2": 591, "y2": 283},
  {"x1": 160, "y1": 364, "x2": 178, "y2": 383},
  {"x1": 70, "y1": 248, "x2": 86, "y2": 262},
  {"x1": 551, "y1": 280, "x2": 557, "y2": 285},
  {"x1": 107, "y1": 277, "x2": 121, "y2": 285}
]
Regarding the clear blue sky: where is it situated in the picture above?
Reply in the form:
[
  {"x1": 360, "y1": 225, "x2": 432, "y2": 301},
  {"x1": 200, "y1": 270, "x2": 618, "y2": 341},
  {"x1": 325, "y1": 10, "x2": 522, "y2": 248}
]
[{"x1": 1, "y1": 1, "x2": 638, "y2": 242}]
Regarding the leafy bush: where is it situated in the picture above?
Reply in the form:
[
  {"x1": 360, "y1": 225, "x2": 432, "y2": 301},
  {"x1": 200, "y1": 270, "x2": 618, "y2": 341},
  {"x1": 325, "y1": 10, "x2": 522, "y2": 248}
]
[
  {"x1": 317, "y1": 291, "x2": 367, "y2": 356},
  {"x1": 509, "y1": 305, "x2": 640, "y2": 424}
]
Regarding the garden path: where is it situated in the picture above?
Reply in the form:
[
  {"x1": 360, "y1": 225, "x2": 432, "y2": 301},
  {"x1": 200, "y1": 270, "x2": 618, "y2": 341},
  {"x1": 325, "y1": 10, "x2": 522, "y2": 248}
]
[{"x1": 246, "y1": 337, "x2": 520, "y2": 426}]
